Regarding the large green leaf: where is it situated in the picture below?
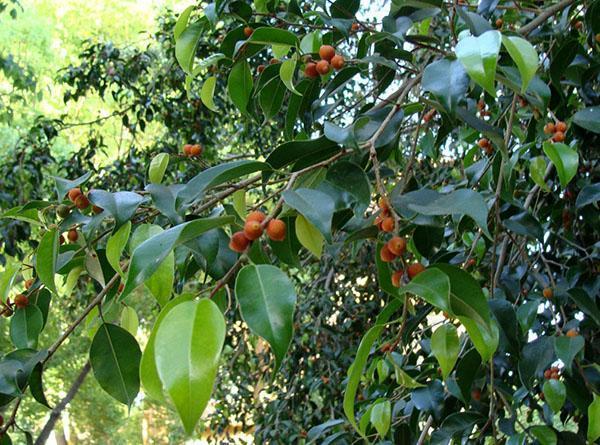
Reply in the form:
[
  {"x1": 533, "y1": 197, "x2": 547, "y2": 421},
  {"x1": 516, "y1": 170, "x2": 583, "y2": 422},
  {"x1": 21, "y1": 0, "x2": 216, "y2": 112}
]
[
  {"x1": 148, "y1": 153, "x2": 170, "y2": 184},
  {"x1": 106, "y1": 221, "x2": 131, "y2": 277},
  {"x1": 89, "y1": 323, "x2": 141, "y2": 407},
  {"x1": 88, "y1": 190, "x2": 144, "y2": 229},
  {"x1": 295, "y1": 215, "x2": 324, "y2": 259},
  {"x1": 431, "y1": 324, "x2": 459, "y2": 380},
  {"x1": 283, "y1": 188, "x2": 335, "y2": 242},
  {"x1": 265, "y1": 136, "x2": 341, "y2": 170},
  {"x1": 280, "y1": 58, "x2": 301, "y2": 95},
  {"x1": 175, "y1": 22, "x2": 203, "y2": 73},
  {"x1": 122, "y1": 217, "x2": 233, "y2": 300},
  {"x1": 35, "y1": 228, "x2": 59, "y2": 294},
  {"x1": 174, "y1": 5, "x2": 194, "y2": 40},
  {"x1": 422, "y1": 58, "x2": 469, "y2": 111},
  {"x1": 53, "y1": 172, "x2": 92, "y2": 202},
  {"x1": 589, "y1": 395, "x2": 600, "y2": 443},
  {"x1": 576, "y1": 183, "x2": 600, "y2": 208},
  {"x1": 247, "y1": 27, "x2": 299, "y2": 47},
  {"x1": 554, "y1": 335, "x2": 584, "y2": 372},
  {"x1": 573, "y1": 106, "x2": 600, "y2": 134},
  {"x1": 227, "y1": 61, "x2": 253, "y2": 113},
  {"x1": 501, "y1": 35, "x2": 538, "y2": 93},
  {"x1": 370, "y1": 400, "x2": 391, "y2": 438},
  {"x1": 200, "y1": 76, "x2": 218, "y2": 112},
  {"x1": 140, "y1": 294, "x2": 195, "y2": 403},
  {"x1": 399, "y1": 268, "x2": 451, "y2": 312},
  {"x1": 259, "y1": 77, "x2": 286, "y2": 119},
  {"x1": 186, "y1": 229, "x2": 237, "y2": 280},
  {"x1": 235, "y1": 265, "x2": 297, "y2": 369},
  {"x1": 543, "y1": 141, "x2": 579, "y2": 188},
  {"x1": 542, "y1": 379, "x2": 566, "y2": 413},
  {"x1": 10, "y1": 305, "x2": 44, "y2": 349},
  {"x1": 455, "y1": 30, "x2": 501, "y2": 96},
  {"x1": 154, "y1": 299, "x2": 225, "y2": 434}
]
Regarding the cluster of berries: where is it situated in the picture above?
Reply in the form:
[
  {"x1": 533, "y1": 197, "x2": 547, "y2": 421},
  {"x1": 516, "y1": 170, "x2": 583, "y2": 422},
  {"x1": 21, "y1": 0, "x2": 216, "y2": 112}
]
[
  {"x1": 543, "y1": 366, "x2": 561, "y2": 380},
  {"x1": 373, "y1": 197, "x2": 395, "y2": 232},
  {"x1": 182, "y1": 143, "x2": 203, "y2": 157},
  {"x1": 304, "y1": 45, "x2": 345, "y2": 78},
  {"x1": 543, "y1": 120, "x2": 567, "y2": 143},
  {"x1": 65, "y1": 188, "x2": 102, "y2": 214},
  {"x1": 229, "y1": 211, "x2": 286, "y2": 253}
]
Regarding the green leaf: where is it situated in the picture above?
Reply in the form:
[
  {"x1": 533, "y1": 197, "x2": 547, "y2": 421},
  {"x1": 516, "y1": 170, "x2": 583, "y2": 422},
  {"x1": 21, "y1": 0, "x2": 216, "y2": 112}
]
[
  {"x1": 455, "y1": 30, "x2": 501, "y2": 96},
  {"x1": 431, "y1": 324, "x2": 460, "y2": 380},
  {"x1": 259, "y1": 78, "x2": 286, "y2": 119},
  {"x1": 300, "y1": 31, "x2": 322, "y2": 54},
  {"x1": 148, "y1": 153, "x2": 170, "y2": 184},
  {"x1": 186, "y1": 229, "x2": 237, "y2": 280},
  {"x1": 295, "y1": 214, "x2": 324, "y2": 259},
  {"x1": 588, "y1": 395, "x2": 600, "y2": 443},
  {"x1": 200, "y1": 76, "x2": 218, "y2": 112},
  {"x1": 576, "y1": 183, "x2": 600, "y2": 208},
  {"x1": 542, "y1": 380, "x2": 566, "y2": 413},
  {"x1": 573, "y1": 106, "x2": 600, "y2": 134},
  {"x1": 89, "y1": 323, "x2": 141, "y2": 407},
  {"x1": 529, "y1": 156, "x2": 549, "y2": 191},
  {"x1": 375, "y1": 243, "x2": 400, "y2": 298},
  {"x1": 529, "y1": 426, "x2": 557, "y2": 445},
  {"x1": 344, "y1": 300, "x2": 402, "y2": 437},
  {"x1": 53, "y1": 172, "x2": 92, "y2": 202},
  {"x1": 248, "y1": 27, "x2": 299, "y2": 47},
  {"x1": 35, "y1": 228, "x2": 59, "y2": 294},
  {"x1": 235, "y1": 265, "x2": 297, "y2": 369},
  {"x1": 554, "y1": 335, "x2": 584, "y2": 372},
  {"x1": 176, "y1": 22, "x2": 203, "y2": 73},
  {"x1": 422, "y1": 58, "x2": 469, "y2": 111},
  {"x1": 174, "y1": 5, "x2": 195, "y2": 40},
  {"x1": 227, "y1": 61, "x2": 253, "y2": 113},
  {"x1": 543, "y1": 141, "x2": 579, "y2": 188},
  {"x1": 106, "y1": 221, "x2": 131, "y2": 277},
  {"x1": 399, "y1": 268, "x2": 451, "y2": 312},
  {"x1": 122, "y1": 217, "x2": 233, "y2": 300},
  {"x1": 283, "y1": 188, "x2": 335, "y2": 242},
  {"x1": 10, "y1": 305, "x2": 44, "y2": 349},
  {"x1": 154, "y1": 299, "x2": 225, "y2": 434},
  {"x1": 266, "y1": 136, "x2": 341, "y2": 170},
  {"x1": 280, "y1": 58, "x2": 301, "y2": 95},
  {"x1": 370, "y1": 400, "x2": 391, "y2": 437},
  {"x1": 88, "y1": 190, "x2": 144, "y2": 229},
  {"x1": 140, "y1": 294, "x2": 195, "y2": 402},
  {"x1": 501, "y1": 35, "x2": 538, "y2": 93},
  {"x1": 0, "y1": 259, "x2": 20, "y2": 304},
  {"x1": 120, "y1": 306, "x2": 139, "y2": 336},
  {"x1": 232, "y1": 189, "x2": 245, "y2": 218}
]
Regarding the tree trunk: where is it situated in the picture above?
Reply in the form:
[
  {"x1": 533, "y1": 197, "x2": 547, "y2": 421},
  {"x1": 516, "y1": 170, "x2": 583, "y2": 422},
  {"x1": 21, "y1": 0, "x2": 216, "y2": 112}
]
[{"x1": 34, "y1": 362, "x2": 91, "y2": 445}]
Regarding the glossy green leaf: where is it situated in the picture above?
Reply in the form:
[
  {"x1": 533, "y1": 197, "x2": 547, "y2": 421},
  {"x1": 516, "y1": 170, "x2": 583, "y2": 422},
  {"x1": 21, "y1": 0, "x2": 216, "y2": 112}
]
[
  {"x1": 10, "y1": 305, "x2": 44, "y2": 349},
  {"x1": 576, "y1": 183, "x2": 600, "y2": 208},
  {"x1": 53, "y1": 172, "x2": 92, "y2": 202},
  {"x1": 431, "y1": 324, "x2": 459, "y2": 380},
  {"x1": 232, "y1": 189, "x2": 245, "y2": 218},
  {"x1": 400, "y1": 268, "x2": 451, "y2": 312},
  {"x1": 140, "y1": 294, "x2": 194, "y2": 402},
  {"x1": 529, "y1": 426, "x2": 556, "y2": 445},
  {"x1": 88, "y1": 190, "x2": 144, "y2": 229},
  {"x1": 200, "y1": 76, "x2": 218, "y2": 112},
  {"x1": 174, "y1": 5, "x2": 194, "y2": 40},
  {"x1": 455, "y1": 30, "x2": 501, "y2": 96},
  {"x1": 295, "y1": 214, "x2": 324, "y2": 259},
  {"x1": 266, "y1": 136, "x2": 341, "y2": 170},
  {"x1": 501, "y1": 35, "x2": 538, "y2": 93},
  {"x1": 122, "y1": 217, "x2": 233, "y2": 300},
  {"x1": 542, "y1": 379, "x2": 566, "y2": 413},
  {"x1": 154, "y1": 299, "x2": 225, "y2": 434},
  {"x1": 106, "y1": 221, "x2": 131, "y2": 277},
  {"x1": 89, "y1": 323, "x2": 141, "y2": 407},
  {"x1": 120, "y1": 306, "x2": 139, "y2": 336},
  {"x1": 259, "y1": 77, "x2": 286, "y2": 119},
  {"x1": 588, "y1": 394, "x2": 600, "y2": 443},
  {"x1": 148, "y1": 153, "x2": 170, "y2": 184},
  {"x1": 573, "y1": 106, "x2": 600, "y2": 134},
  {"x1": 35, "y1": 228, "x2": 59, "y2": 294},
  {"x1": 280, "y1": 58, "x2": 301, "y2": 95},
  {"x1": 248, "y1": 27, "x2": 299, "y2": 47},
  {"x1": 300, "y1": 31, "x2": 322, "y2": 54},
  {"x1": 235, "y1": 265, "x2": 296, "y2": 369},
  {"x1": 370, "y1": 400, "x2": 391, "y2": 437},
  {"x1": 529, "y1": 156, "x2": 549, "y2": 191},
  {"x1": 543, "y1": 141, "x2": 579, "y2": 188},
  {"x1": 176, "y1": 22, "x2": 203, "y2": 73},
  {"x1": 227, "y1": 61, "x2": 253, "y2": 113},
  {"x1": 0, "y1": 259, "x2": 20, "y2": 304},
  {"x1": 186, "y1": 229, "x2": 237, "y2": 280},
  {"x1": 554, "y1": 335, "x2": 584, "y2": 372},
  {"x1": 283, "y1": 188, "x2": 335, "y2": 242},
  {"x1": 422, "y1": 58, "x2": 468, "y2": 111}
]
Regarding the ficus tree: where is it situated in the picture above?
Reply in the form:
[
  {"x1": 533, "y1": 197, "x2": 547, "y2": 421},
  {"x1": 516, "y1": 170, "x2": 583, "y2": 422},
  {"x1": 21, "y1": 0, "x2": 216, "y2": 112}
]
[{"x1": 1, "y1": 0, "x2": 599, "y2": 443}]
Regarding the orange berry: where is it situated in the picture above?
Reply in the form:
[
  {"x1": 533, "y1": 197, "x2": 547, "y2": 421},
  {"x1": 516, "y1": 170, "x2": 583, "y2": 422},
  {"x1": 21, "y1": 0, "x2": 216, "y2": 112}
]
[
  {"x1": 74, "y1": 194, "x2": 90, "y2": 210},
  {"x1": 304, "y1": 62, "x2": 319, "y2": 78},
  {"x1": 244, "y1": 220, "x2": 263, "y2": 240},
  {"x1": 24, "y1": 279, "x2": 34, "y2": 290},
  {"x1": 566, "y1": 328, "x2": 578, "y2": 338},
  {"x1": 478, "y1": 138, "x2": 490, "y2": 148},
  {"x1": 552, "y1": 131, "x2": 565, "y2": 142},
  {"x1": 550, "y1": 371, "x2": 559, "y2": 380},
  {"x1": 266, "y1": 219, "x2": 286, "y2": 241},
  {"x1": 351, "y1": 22, "x2": 359, "y2": 32},
  {"x1": 380, "y1": 216, "x2": 394, "y2": 233},
  {"x1": 118, "y1": 283, "x2": 125, "y2": 293},
  {"x1": 544, "y1": 369, "x2": 552, "y2": 379},
  {"x1": 229, "y1": 231, "x2": 251, "y2": 253},
  {"x1": 373, "y1": 215, "x2": 383, "y2": 229},
  {"x1": 543, "y1": 287, "x2": 553, "y2": 299},
  {"x1": 14, "y1": 294, "x2": 29, "y2": 309},
  {"x1": 316, "y1": 59, "x2": 331, "y2": 75},
  {"x1": 92, "y1": 205, "x2": 103, "y2": 214},
  {"x1": 391, "y1": 270, "x2": 403, "y2": 287},
  {"x1": 183, "y1": 144, "x2": 193, "y2": 155},
  {"x1": 67, "y1": 188, "x2": 82, "y2": 203},
  {"x1": 407, "y1": 263, "x2": 426, "y2": 279},
  {"x1": 189, "y1": 144, "x2": 203, "y2": 157},
  {"x1": 67, "y1": 229, "x2": 78, "y2": 243},
  {"x1": 257, "y1": 64, "x2": 265, "y2": 74},
  {"x1": 471, "y1": 388, "x2": 482, "y2": 401},
  {"x1": 379, "y1": 245, "x2": 396, "y2": 262},
  {"x1": 246, "y1": 210, "x2": 266, "y2": 223},
  {"x1": 243, "y1": 26, "x2": 253, "y2": 38},
  {"x1": 543, "y1": 123, "x2": 555, "y2": 134},
  {"x1": 596, "y1": 33, "x2": 600, "y2": 43},
  {"x1": 387, "y1": 236, "x2": 406, "y2": 256},
  {"x1": 495, "y1": 18, "x2": 503, "y2": 28},
  {"x1": 331, "y1": 54, "x2": 345, "y2": 70},
  {"x1": 318, "y1": 45, "x2": 336, "y2": 61},
  {"x1": 378, "y1": 197, "x2": 389, "y2": 211},
  {"x1": 555, "y1": 121, "x2": 567, "y2": 132},
  {"x1": 269, "y1": 58, "x2": 280, "y2": 65}
]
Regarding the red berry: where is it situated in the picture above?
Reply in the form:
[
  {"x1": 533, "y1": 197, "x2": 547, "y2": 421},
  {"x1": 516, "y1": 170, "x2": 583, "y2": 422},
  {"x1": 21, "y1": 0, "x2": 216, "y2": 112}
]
[
  {"x1": 229, "y1": 231, "x2": 251, "y2": 253},
  {"x1": 266, "y1": 219, "x2": 286, "y2": 241},
  {"x1": 318, "y1": 45, "x2": 335, "y2": 61},
  {"x1": 316, "y1": 60, "x2": 331, "y2": 75}
]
